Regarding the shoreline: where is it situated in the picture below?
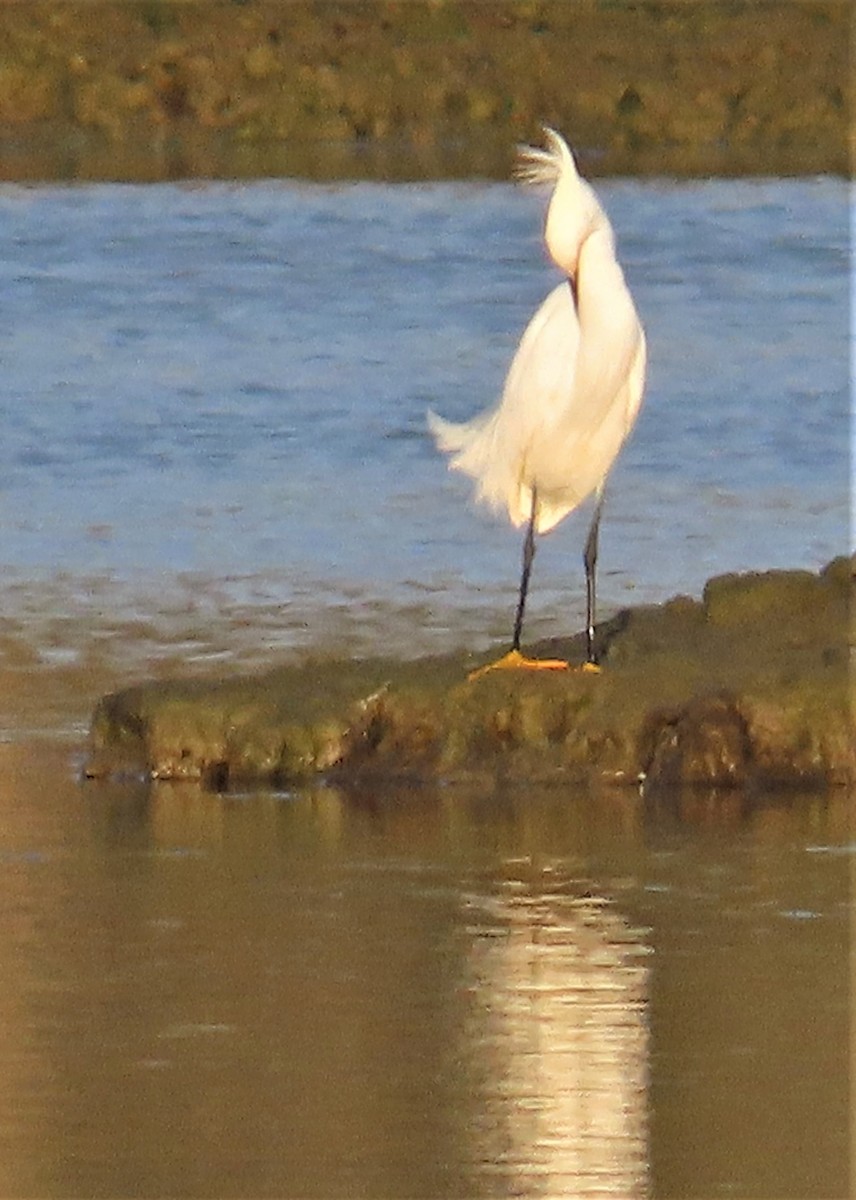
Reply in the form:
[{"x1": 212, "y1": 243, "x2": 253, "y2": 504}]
[
  {"x1": 3, "y1": 551, "x2": 852, "y2": 749},
  {"x1": 82, "y1": 556, "x2": 855, "y2": 794}
]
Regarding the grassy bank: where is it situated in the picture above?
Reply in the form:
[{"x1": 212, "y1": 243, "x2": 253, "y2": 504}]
[
  {"x1": 0, "y1": 0, "x2": 849, "y2": 181},
  {"x1": 85, "y1": 556, "x2": 855, "y2": 794}
]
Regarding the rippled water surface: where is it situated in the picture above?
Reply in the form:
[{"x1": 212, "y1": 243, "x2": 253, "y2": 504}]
[{"x1": 1, "y1": 177, "x2": 850, "y2": 667}]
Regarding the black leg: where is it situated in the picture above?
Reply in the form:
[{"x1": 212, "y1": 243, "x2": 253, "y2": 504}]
[
  {"x1": 583, "y1": 489, "x2": 605, "y2": 665},
  {"x1": 511, "y1": 490, "x2": 538, "y2": 653}
]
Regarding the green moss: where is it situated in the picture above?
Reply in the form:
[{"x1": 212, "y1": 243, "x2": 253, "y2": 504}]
[
  {"x1": 703, "y1": 568, "x2": 826, "y2": 628},
  {"x1": 86, "y1": 557, "x2": 855, "y2": 791}
]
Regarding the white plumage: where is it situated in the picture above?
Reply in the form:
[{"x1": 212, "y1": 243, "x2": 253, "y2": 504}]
[
  {"x1": 428, "y1": 127, "x2": 647, "y2": 671},
  {"x1": 429, "y1": 127, "x2": 646, "y2": 536}
]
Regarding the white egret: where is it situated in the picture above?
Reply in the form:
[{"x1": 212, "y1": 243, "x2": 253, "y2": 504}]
[{"x1": 429, "y1": 127, "x2": 646, "y2": 678}]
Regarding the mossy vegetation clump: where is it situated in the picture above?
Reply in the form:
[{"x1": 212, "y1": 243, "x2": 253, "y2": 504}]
[{"x1": 86, "y1": 556, "x2": 855, "y2": 795}]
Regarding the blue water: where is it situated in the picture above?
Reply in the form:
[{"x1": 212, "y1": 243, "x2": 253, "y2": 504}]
[{"x1": 1, "y1": 177, "x2": 850, "y2": 664}]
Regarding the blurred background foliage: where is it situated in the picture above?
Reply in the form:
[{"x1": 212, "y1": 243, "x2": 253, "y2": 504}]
[{"x1": 0, "y1": 0, "x2": 849, "y2": 181}]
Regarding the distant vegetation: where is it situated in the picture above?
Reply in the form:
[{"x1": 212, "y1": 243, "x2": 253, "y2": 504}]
[{"x1": 0, "y1": 1, "x2": 848, "y2": 180}]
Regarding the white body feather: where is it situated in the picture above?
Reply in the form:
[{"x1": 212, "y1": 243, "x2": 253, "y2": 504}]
[{"x1": 429, "y1": 128, "x2": 646, "y2": 536}]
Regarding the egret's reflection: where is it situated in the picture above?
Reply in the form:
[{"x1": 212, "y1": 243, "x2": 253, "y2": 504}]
[{"x1": 464, "y1": 870, "x2": 650, "y2": 1197}]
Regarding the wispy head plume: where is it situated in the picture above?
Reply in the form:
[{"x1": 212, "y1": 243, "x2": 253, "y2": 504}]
[{"x1": 514, "y1": 126, "x2": 576, "y2": 187}]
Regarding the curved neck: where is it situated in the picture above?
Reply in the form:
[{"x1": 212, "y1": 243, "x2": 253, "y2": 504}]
[
  {"x1": 571, "y1": 227, "x2": 641, "y2": 401},
  {"x1": 575, "y1": 228, "x2": 627, "y2": 318}
]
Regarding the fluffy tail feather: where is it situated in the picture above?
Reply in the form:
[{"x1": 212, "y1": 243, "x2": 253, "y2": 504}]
[{"x1": 427, "y1": 409, "x2": 471, "y2": 453}]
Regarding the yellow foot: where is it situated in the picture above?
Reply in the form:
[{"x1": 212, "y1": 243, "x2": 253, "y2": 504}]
[
  {"x1": 468, "y1": 650, "x2": 603, "y2": 681},
  {"x1": 468, "y1": 649, "x2": 569, "y2": 682}
]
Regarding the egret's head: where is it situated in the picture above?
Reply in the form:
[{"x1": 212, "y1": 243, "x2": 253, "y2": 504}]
[{"x1": 517, "y1": 127, "x2": 608, "y2": 277}]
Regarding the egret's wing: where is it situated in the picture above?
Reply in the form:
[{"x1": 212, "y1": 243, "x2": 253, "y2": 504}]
[
  {"x1": 428, "y1": 282, "x2": 579, "y2": 528},
  {"x1": 429, "y1": 256, "x2": 646, "y2": 537},
  {"x1": 502, "y1": 283, "x2": 579, "y2": 431},
  {"x1": 623, "y1": 328, "x2": 647, "y2": 434},
  {"x1": 530, "y1": 319, "x2": 645, "y2": 533}
]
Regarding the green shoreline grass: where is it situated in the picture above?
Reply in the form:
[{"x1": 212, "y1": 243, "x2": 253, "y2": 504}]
[{"x1": 85, "y1": 557, "x2": 855, "y2": 793}]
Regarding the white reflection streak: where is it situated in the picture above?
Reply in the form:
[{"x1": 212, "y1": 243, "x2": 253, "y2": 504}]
[{"x1": 468, "y1": 886, "x2": 650, "y2": 1198}]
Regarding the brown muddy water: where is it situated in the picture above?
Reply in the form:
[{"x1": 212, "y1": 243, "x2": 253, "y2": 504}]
[{"x1": 0, "y1": 739, "x2": 849, "y2": 1199}]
